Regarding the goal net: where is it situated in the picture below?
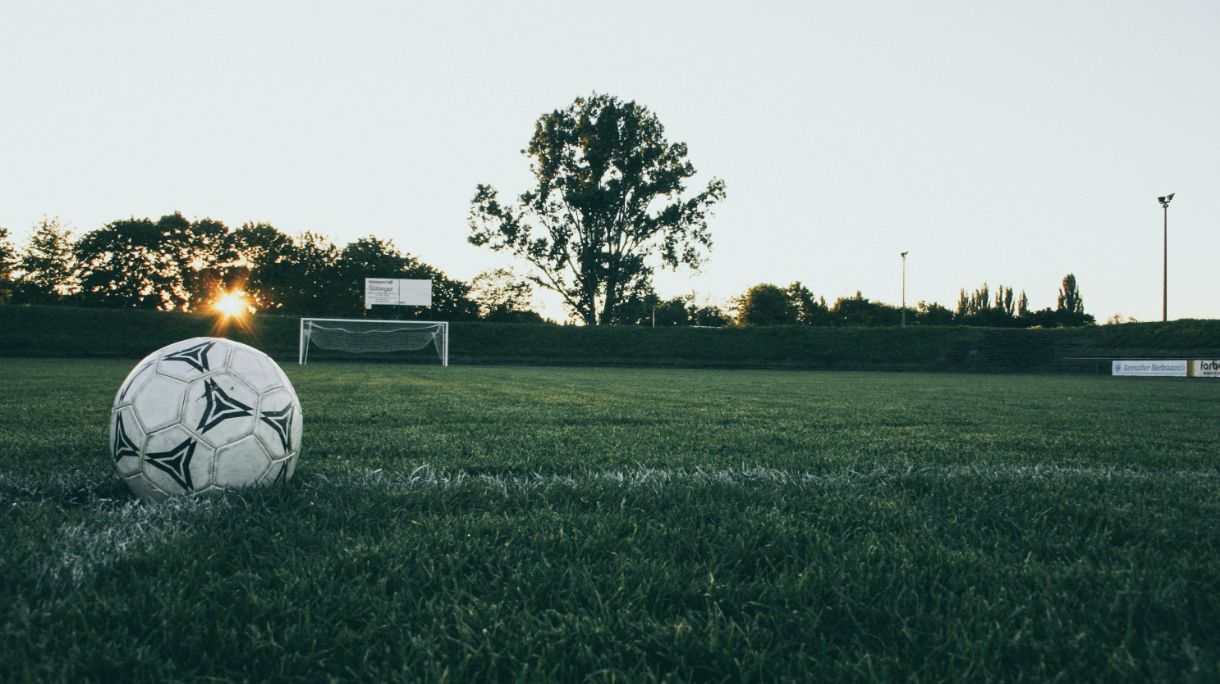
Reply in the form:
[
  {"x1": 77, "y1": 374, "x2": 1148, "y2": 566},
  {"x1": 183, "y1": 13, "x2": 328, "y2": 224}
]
[{"x1": 299, "y1": 318, "x2": 449, "y2": 366}]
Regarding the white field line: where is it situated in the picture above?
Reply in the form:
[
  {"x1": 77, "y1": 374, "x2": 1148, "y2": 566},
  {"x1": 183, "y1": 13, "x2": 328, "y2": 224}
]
[
  {"x1": 0, "y1": 473, "x2": 230, "y2": 590},
  {"x1": 4, "y1": 465, "x2": 1215, "y2": 589},
  {"x1": 307, "y1": 464, "x2": 1220, "y2": 493},
  {"x1": 31, "y1": 496, "x2": 233, "y2": 591},
  {"x1": 5, "y1": 464, "x2": 1216, "y2": 507}
]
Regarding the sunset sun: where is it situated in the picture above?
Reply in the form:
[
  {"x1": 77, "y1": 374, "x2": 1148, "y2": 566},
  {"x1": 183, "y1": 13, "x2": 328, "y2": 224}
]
[{"x1": 213, "y1": 290, "x2": 252, "y2": 318}]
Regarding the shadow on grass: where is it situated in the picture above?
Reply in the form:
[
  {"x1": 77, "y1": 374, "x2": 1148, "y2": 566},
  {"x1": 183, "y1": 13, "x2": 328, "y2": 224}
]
[
  {"x1": 1, "y1": 475, "x2": 138, "y2": 507},
  {"x1": 63, "y1": 477, "x2": 135, "y2": 505},
  {"x1": 1, "y1": 474, "x2": 309, "y2": 508}
]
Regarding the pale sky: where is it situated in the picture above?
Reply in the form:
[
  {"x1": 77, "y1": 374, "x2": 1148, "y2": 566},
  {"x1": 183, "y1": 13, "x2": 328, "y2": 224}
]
[{"x1": 2, "y1": 0, "x2": 1217, "y2": 322}]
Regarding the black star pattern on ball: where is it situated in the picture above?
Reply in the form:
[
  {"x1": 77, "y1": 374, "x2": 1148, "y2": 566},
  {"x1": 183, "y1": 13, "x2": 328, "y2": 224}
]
[
  {"x1": 145, "y1": 437, "x2": 197, "y2": 491},
  {"x1": 162, "y1": 341, "x2": 216, "y2": 373},
  {"x1": 112, "y1": 413, "x2": 140, "y2": 462},
  {"x1": 259, "y1": 404, "x2": 294, "y2": 452},
  {"x1": 197, "y1": 378, "x2": 254, "y2": 433}
]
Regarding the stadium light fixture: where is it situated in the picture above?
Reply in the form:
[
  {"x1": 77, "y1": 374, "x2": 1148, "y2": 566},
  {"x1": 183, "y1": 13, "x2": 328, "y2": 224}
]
[
  {"x1": 1158, "y1": 193, "x2": 1174, "y2": 322},
  {"x1": 900, "y1": 251, "x2": 909, "y2": 327}
]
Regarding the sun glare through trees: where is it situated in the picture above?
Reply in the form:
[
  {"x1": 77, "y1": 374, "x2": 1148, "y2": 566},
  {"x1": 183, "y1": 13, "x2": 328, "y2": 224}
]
[{"x1": 213, "y1": 290, "x2": 252, "y2": 318}]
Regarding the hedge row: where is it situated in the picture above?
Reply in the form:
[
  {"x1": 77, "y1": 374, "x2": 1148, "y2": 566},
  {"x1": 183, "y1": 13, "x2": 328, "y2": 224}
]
[{"x1": 2, "y1": 305, "x2": 1218, "y2": 372}]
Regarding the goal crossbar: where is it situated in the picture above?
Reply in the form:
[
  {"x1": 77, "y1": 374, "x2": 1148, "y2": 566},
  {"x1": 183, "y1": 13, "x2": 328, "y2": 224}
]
[{"x1": 299, "y1": 318, "x2": 449, "y2": 366}]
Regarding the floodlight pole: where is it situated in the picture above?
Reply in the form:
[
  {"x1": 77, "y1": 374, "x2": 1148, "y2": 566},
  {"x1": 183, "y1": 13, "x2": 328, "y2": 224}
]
[
  {"x1": 900, "y1": 251, "x2": 909, "y2": 327},
  {"x1": 1158, "y1": 193, "x2": 1174, "y2": 322}
]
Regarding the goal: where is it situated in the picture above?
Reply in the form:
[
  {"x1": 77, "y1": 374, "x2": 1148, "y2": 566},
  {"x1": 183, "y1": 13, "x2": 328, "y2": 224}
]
[{"x1": 299, "y1": 318, "x2": 449, "y2": 366}]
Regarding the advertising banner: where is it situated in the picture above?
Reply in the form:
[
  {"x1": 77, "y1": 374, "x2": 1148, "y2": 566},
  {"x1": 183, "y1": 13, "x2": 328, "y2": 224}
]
[
  {"x1": 1191, "y1": 360, "x2": 1220, "y2": 378},
  {"x1": 1111, "y1": 360, "x2": 1188, "y2": 377},
  {"x1": 364, "y1": 278, "x2": 432, "y2": 308}
]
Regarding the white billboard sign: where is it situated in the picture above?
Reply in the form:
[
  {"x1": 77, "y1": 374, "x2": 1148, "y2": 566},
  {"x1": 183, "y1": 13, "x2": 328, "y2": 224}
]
[
  {"x1": 364, "y1": 278, "x2": 432, "y2": 309},
  {"x1": 1111, "y1": 360, "x2": 1187, "y2": 377},
  {"x1": 1192, "y1": 360, "x2": 1220, "y2": 378}
]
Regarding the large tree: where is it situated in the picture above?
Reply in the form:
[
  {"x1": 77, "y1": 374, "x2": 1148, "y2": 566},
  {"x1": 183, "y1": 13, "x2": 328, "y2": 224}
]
[
  {"x1": 1056, "y1": 273, "x2": 1084, "y2": 316},
  {"x1": 1055, "y1": 273, "x2": 1092, "y2": 326},
  {"x1": 733, "y1": 284, "x2": 797, "y2": 327},
  {"x1": 226, "y1": 222, "x2": 299, "y2": 312},
  {"x1": 831, "y1": 291, "x2": 900, "y2": 327},
  {"x1": 161, "y1": 213, "x2": 230, "y2": 310},
  {"x1": 73, "y1": 213, "x2": 231, "y2": 310},
  {"x1": 74, "y1": 217, "x2": 171, "y2": 308},
  {"x1": 274, "y1": 231, "x2": 342, "y2": 315},
  {"x1": 652, "y1": 296, "x2": 692, "y2": 327},
  {"x1": 785, "y1": 282, "x2": 830, "y2": 325},
  {"x1": 15, "y1": 217, "x2": 76, "y2": 304},
  {"x1": 469, "y1": 94, "x2": 726, "y2": 325}
]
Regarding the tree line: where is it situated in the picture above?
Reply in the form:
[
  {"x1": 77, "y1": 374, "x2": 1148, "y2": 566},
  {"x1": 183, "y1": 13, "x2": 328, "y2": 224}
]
[
  {"x1": 0, "y1": 216, "x2": 542, "y2": 322},
  {"x1": 723, "y1": 275, "x2": 1093, "y2": 329},
  {"x1": 0, "y1": 216, "x2": 1094, "y2": 328}
]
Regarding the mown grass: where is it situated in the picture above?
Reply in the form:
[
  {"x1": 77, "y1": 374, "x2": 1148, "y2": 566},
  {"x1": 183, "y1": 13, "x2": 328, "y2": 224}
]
[{"x1": 2, "y1": 358, "x2": 1219, "y2": 681}]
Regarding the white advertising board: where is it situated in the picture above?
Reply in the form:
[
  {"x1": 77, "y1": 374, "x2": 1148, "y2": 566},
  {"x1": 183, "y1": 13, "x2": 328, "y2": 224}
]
[
  {"x1": 364, "y1": 278, "x2": 432, "y2": 309},
  {"x1": 1192, "y1": 360, "x2": 1220, "y2": 378},
  {"x1": 1111, "y1": 360, "x2": 1187, "y2": 377}
]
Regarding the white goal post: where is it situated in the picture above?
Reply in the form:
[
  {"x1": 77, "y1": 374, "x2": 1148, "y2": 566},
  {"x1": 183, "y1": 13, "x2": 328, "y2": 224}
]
[{"x1": 299, "y1": 318, "x2": 449, "y2": 366}]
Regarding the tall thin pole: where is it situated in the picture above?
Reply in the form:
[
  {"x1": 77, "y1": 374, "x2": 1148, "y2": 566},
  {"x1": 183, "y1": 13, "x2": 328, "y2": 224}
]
[
  {"x1": 1159, "y1": 193, "x2": 1173, "y2": 321},
  {"x1": 1162, "y1": 202, "x2": 1168, "y2": 322},
  {"x1": 900, "y1": 251, "x2": 908, "y2": 327}
]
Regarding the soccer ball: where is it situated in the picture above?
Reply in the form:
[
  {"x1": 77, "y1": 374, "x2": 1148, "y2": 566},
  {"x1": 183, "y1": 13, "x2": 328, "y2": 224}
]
[{"x1": 110, "y1": 337, "x2": 303, "y2": 502}]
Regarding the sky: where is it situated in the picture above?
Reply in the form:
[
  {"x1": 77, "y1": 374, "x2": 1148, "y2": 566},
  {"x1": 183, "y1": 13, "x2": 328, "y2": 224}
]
[{"x1": 1, "y1": 0, "x2": 1217, "y2": 322}]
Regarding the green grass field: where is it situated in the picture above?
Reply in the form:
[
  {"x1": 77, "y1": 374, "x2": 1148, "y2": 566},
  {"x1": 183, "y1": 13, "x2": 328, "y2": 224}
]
[{"x1": 2, "y1": 358, "x2": 1219, "y2": 681}]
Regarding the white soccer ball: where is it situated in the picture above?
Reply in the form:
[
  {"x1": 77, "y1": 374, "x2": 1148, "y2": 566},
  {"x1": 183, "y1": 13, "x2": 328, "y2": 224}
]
[{"x1": 110, "y1": 337, "x2": 303, "y2": 502}]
